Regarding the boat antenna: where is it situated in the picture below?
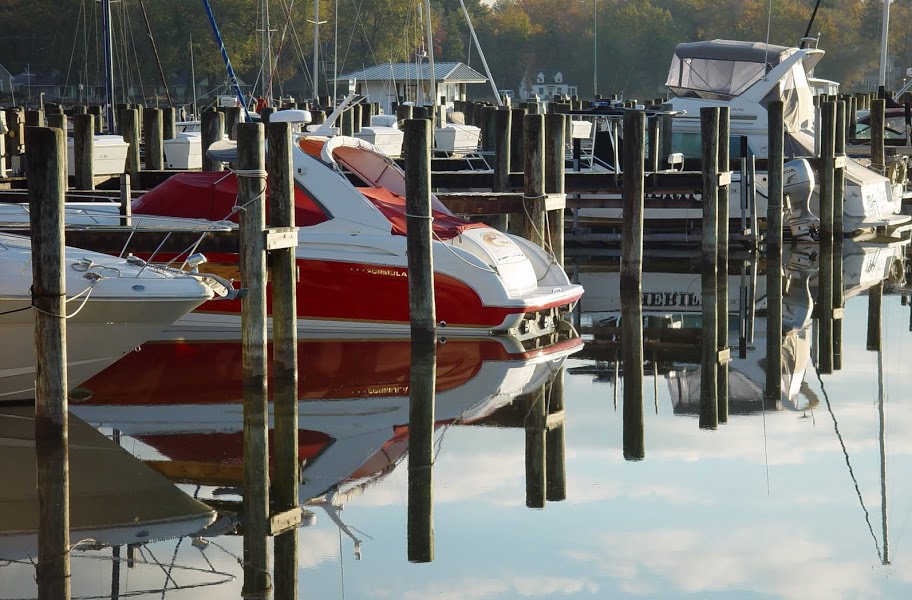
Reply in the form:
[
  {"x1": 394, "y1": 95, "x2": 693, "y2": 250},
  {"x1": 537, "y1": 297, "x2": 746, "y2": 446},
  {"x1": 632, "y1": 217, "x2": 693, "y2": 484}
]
[
  {"x1": 138, "y1": 0, "x2": 173, "y2": 107},
  {"x1": 763, "y1": 0, "x2": 773, "y2": 76},
  {"x1": 800, "y1": 0, "x2": 824, "y2": 48}
]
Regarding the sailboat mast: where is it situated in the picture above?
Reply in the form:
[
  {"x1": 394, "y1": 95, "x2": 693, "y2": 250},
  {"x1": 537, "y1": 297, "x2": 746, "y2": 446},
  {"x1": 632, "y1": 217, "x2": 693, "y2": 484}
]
[
  {"x1": 263, "y1": 0, "x2": 274, "y2": 103},
  {"x1": 879, "y1": 0, "x2": 891, "y2": 88},
  {"x1": 101, "y1": 0, "x2": 115, "y2": 133},
  {"x1": 423, "y1": 0, "x2": 437, "y2": 119},
  {"x1": 313, "y1": 0, "x2": 320, "y2": 100},
  {"x1": 458, "y1": 0, "x2": 501, "y2": 106},
  {"x1": 190, "y1": 34, "x2": 198, "y2": 119}
]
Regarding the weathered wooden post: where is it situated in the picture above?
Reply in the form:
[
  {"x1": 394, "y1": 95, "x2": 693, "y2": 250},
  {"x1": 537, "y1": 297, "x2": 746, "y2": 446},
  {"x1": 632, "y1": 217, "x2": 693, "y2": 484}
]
[
  {"x1": 833, "y1": 100, "x2": 846, "y2": 370},
  {"x1": 46, "y1": 112, "x2": 66, "y2": 132},
  {"x1": 237, "y1": 122, "x2": 270, "y2": 596},
  {"x1": 27, "y1": 126, "x2": 71, "y2": 600},
  {"x1": 0, "y1": 111, "x2": 6, "y2": 178},
  {"x1": 143, "y1": 107, "x2": 164, "y2": 171},
  {"x1": 162, "y1": 106, "x2": 176, "y2": 140},
  {"x1": 267, "y1": 121, "x2": 299, "y2": 600},
  {"x1": 660, "y1": 113, "x2": 673, "y2": 162},
  {"x1": 121, "y1": 108, "x2": 140, "y2": 182},
  {"x1": 509, "y1": 107, "x2": 527, "y2": 173},
  {"x1": 717, "y1": 106, "x2": 730, "y2": 423},
  {"x1": 647, "y1": 116, "x2": 660, "y2": 174},
  {"x1": 120, "y1": 173, "x2": 132, "y2": 227},
  {"x1": 491, "y1": 108, "x2": 512, "y2": 230},
  {"x1": 818, "y1": 101, "x2": 836, "y2": 374},
  {"x1": 226, "y1": 106, "x2": 242, "y2": 141},
  {"x1": 202, "y1": 110, "x2": 225, "y2": 172},
  {"x1": 524, "y1": 387, "x2": 547, "y2": 507},
  {"x1": 88, "y1": 104, "x2": 103, "y2": 133},
  {"x1": 545, "y1": 112, "x2": 566, "y2": 265},
  {"x1": 700, "y1": 107, "x2": 720, "y2": 430},
  {"x1": 397, "y1": 104, "x2": 413, "y2": 124},
  {"x1": 765, "y1": 101, "x2": 784, "y2": 402},
  {"x1": 621, "y1": 109, "x2": 645, "y2": 458},
  {"x1": 260, "y1": 106, "x2": 274, "y2": 123},
  {"x1": 404, "y1": 118, "x2": 437, "y2": 563},
  {"x1": 26, "y1": 109, "x2": 45, "y2": 128},
  {"x1": 361, "y1": 101, "x2": 374, "y2": 127},
  {"x1": 522, "y1": 114, "x2": 546, "y2": 247},
  {"x1": 73, "y1": 114, "x2": 94, "y2": 190},
  {"x1": 351, "y1": 103, "x2": 362, "y2": 134},
  {"x1": 867, "y1": 282, "x2": 883, "y2": 352},
  {"x1": 545, "y1": 370, "x2": 567, "y2": 501},
  {"x1": 481, "y1": 105, "x2": 496, "y2": 152},
  {"x1": 621, "y1": 110, "x2": 645, "y2": 288},
  {"x1": 871, "y1": 98, "x2": 886, "y2": 173},
  {"x1": 340, "y1": 107, "x2": 355, "y2": 136}
]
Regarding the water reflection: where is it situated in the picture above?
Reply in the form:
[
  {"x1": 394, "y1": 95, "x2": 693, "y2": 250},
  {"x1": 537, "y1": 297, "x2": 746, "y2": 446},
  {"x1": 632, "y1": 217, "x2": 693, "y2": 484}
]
[{"x1": 15, "y1": 234, "x2": 912, "y2": 598}]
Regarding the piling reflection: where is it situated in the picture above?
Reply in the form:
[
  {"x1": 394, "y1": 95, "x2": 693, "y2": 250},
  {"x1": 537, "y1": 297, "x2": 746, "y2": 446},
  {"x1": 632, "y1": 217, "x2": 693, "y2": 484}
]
[{"x1": 573, "y1": 235, "x2": 907, "y2": 455}]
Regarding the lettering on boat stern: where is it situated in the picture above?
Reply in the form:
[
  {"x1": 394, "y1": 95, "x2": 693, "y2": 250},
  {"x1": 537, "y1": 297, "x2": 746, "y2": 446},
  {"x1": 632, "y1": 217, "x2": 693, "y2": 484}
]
[{"x1": 641, "y1": 291, "x2": 702, "y2": 308}]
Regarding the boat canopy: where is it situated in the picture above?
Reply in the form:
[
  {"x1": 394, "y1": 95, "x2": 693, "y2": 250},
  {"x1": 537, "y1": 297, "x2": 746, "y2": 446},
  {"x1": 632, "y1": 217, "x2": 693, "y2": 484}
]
[{"x1": 665, "y1": 40, "x2": 794, "y2": 100}]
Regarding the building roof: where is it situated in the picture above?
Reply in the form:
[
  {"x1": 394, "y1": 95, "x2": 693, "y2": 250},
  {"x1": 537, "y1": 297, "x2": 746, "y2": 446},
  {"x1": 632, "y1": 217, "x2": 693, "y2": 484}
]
[{"x1": 336, "y1": 62, "x2": 487, "y2": 84}]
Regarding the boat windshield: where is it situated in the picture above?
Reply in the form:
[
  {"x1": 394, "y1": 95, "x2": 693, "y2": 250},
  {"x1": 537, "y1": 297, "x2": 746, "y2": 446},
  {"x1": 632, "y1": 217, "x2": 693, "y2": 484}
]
[{"x1": 665, "y1": 40, "x2": 791, "y2": 100}]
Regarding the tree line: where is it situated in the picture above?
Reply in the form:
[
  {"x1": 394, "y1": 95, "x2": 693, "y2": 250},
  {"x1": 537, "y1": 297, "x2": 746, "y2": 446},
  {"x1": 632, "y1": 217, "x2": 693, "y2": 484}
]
[{"x1": 0, "y1": 0, "x2": 908, "y2": 105}]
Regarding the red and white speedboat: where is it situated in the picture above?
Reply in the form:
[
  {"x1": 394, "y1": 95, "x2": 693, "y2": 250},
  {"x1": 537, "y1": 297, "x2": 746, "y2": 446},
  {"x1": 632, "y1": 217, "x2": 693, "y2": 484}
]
[{"x1": 133, "y1": 135, "x2": 582, "y2": 338}]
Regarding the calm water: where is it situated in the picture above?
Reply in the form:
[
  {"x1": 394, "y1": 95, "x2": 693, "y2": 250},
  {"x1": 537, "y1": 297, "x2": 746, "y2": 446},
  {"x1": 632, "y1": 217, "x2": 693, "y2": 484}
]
[{"x1": 4, "y1": 239, "x2": 912, "y2": 599}]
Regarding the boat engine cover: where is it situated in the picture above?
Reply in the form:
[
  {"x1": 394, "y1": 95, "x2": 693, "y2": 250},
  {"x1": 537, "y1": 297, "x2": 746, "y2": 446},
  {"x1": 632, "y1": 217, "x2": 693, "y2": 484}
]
[{"x1": 453, "y1": 228, "x2": 538, "y2": 295}]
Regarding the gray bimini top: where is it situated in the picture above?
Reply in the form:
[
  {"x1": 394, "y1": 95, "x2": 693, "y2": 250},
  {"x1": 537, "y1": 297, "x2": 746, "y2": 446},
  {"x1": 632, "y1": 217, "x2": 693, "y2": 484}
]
[{"x1": 665, "y1": 39, "x2": 797, "y2": 100}]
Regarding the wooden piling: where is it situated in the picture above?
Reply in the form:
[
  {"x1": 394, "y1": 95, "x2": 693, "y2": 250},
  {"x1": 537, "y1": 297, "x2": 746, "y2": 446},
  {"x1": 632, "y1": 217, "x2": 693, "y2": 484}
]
[
  {"x1": 397, "y1": 104, "x2": 413, "y2": 124},
  {"x1": 524, "y1": 387, "x2": 547, "y2": 507},
  {"x1": 88, "y1": 105, "x2": 103, "y2": 133},
  {"x1": 340, "y1": 108, "x2": 354, "y2": 136},
  {"x1": 143, "y1": 107, "x2": 164, "y2": 171},
  {"x1": 0, "y1": 112, "x2": 5, "y2": 178},
  {"x1": 871, "y1": 99, "x2": 886, "y2": 173},
  {"x1": 867, "y1": 282, "x2": 883, "y2": 352},
  {"x1": 202, "y1": 110, "x2": 225, "y2": 172},
  {"x1": 481, "y1": 105, "x2": 496, "y2": 152},
  {"x1": 404, "y1": 118, "x2": 436, "y2": 562},
  {"x1": 545, "y1": 113, "x2": 566, "y2": 265},
  {"x1": 765, "y1": 101, "x2": 784, "y2": 401},
  {"x1": 267, "y1": 121, "x2": 298, "y2": 600},
  {"x1": 660, "y1": 114, "x2": 673, "y2": 162},
  {"x1": 621, "y1": 284, "x2": 645, "y2": 460},
  {"x1": 621, "y1": 110, "x2": 645, "y2": 288},
  {"x1": 545, "y1": 370, "x2": 566, "y2": 501},
  {"x1": 833, "y1": 101, "x2": 846, "y2": 370},
  {"x1": 119, "y1": 173, "x2": 132, "y2": 227},
  {"x1": 717, "y1": 107, "x2": 730, "y2": 423},
  {"x1": 74, "y1": 114, "x2": 94, "y2": 190},
  {"x1": 226, "y1": 106, "x2": 241, "y2": 141},
  {"x1": 260, "y1": 107, "x2": 274, "y2": 124},
  {"x1": 237, "y1": 122, "x2": 270, "y2": 596},
  {"x1": 647, "y1": 116, "x2": 660, "y2": 174},
  {"x1": 46, "y1": 113, "x2": 66, "y2": 132},
  {"x1": 509, "y1": 107, "x2": 527, "y2": 173},
  {"x1": 352, "y1": 104, "x2": 362, "y2": 134},
  {"x1": 522, "y1": 114, "x2": 546, "y2": 247},
  {"x1": 819, "y1": 101, "x2": 836, "y2": 243},
  {"x1": 26, "y1": 109, "x2": 45, "y2": 128},
  {"x1": 699, "y1": 107, "x2": 719, "y2": 430},
  {"x1": 493, "y1": 109, "x2": 512, "y2": 193},
  {"x1": 162, "y1": 106, "x2": 176, "y2": 140},
  {"x1": 818, "y1": 101, "x2": 836, "y2": 374},
  {"x1": 121, "y1": 109, "x2": 140, "y2": 182},
  {"x1": 27, "y1": 126, "x2": 71, "y2": 600}
]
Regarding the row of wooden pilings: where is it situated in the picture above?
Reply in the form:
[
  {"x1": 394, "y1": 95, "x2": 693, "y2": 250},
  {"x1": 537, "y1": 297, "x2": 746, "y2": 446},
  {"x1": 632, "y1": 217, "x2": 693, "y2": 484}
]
[
  {"x1": 24, "y1": 111, "x2": 563, "y2": 596},
  {"x1": 614, "y1": 97, "x2": 859, "y2": 459},
  {"x1": 25, "y1": 119, "x2": 304, "y2": 599}
]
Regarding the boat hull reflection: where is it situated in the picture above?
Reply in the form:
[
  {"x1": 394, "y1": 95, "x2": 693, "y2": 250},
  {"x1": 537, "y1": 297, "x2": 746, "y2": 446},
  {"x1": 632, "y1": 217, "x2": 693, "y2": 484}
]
[{"x1": 71, "y1": 332, "x2": 582, "y2": 500}]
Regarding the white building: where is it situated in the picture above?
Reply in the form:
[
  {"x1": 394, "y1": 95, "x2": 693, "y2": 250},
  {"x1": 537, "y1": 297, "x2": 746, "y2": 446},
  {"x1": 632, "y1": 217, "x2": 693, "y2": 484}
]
[
  {"x1": 335, "y1": 61, "x2": 488, "y2": 115},
  {"x1": 519, "y1": 69, "x2": 578, "y2": 101}
]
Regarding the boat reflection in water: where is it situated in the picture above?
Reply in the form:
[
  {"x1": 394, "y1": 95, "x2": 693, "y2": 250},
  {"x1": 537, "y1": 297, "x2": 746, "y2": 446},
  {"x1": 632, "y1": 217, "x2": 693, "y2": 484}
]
[
  {"x1": 71, "y1": 328, "x2": 581, "y2": 506},
  {"x1": 572, "y1": 237, "x2": 906, "y2": 416},
  {"x1": 0, "y1": 407, "x2": 231, "y2": 597}
]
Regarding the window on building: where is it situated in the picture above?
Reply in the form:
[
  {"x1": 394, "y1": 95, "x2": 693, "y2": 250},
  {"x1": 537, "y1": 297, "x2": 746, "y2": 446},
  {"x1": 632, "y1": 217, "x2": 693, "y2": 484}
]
[
  {"x1": 536, "y1": 72, "x2": 544, "y2": 84},
  {"x1": 555, "y1": 72, "x2": 563, "y2": 83}
]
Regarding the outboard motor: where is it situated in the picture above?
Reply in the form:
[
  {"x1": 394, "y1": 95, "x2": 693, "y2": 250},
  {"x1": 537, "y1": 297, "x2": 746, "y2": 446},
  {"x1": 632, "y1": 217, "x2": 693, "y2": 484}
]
[{"x1": 782, "y1": 159, "x2": 817, "y2": 240}]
